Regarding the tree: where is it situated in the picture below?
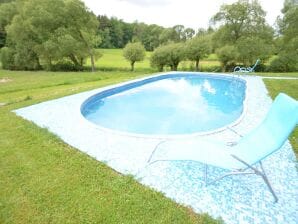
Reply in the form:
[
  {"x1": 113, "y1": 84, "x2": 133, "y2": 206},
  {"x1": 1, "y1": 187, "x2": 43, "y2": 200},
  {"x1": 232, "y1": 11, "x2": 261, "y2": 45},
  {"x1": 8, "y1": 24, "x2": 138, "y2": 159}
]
[
  {"x1": 212, "y1": 0, "x2": 271, "y2": 43},
  {"x1": 216, "y1": 45, "x2": 238, "y2": 72},
  {"x1": 2, "y1": 0, "x2": 99, "y2": 71},
  {"x1": 109, "y1": 17, "x2": 124, "y2": 48},
  {"x1": 271, "y1": 0, "x2": 298, "y2": 71},
  {"x1": 139, "y1": 24, "x2": 163, "y2": 51},
  {"x1": 123, "y1": 42, "x2": 145, "y2": 71},
  {"x1": 184, "y1": 28, "x2": 195, "y2": 40},
  {"x1": 211, "y1": 0, "x2": 273, "y2": 65},
  {"x1": 159, "y1": 28, "x2": 180, "y2": 45},
  {"x1": 173, "y1": 25, "x2": 186, "y2": 41},
  {"x1": 235, "y1": 36, "x2": 272, "y2": 65},
  {"x1": 97, "y1": 15, "x2": 113, "y2": 48},
  {"x1": 185, "y1": 36, "x2": 211, "y2": 71}
]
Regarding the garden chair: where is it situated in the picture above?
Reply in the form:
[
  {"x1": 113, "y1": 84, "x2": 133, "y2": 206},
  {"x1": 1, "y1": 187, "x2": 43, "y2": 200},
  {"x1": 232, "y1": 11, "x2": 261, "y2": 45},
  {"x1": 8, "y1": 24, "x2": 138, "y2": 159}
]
[
  {"x1": 147, "y1": 93, "x2": 298, "y2": 202},
  {"x1": 233, "y1": 59, "x2": 260, "y2": 73}
]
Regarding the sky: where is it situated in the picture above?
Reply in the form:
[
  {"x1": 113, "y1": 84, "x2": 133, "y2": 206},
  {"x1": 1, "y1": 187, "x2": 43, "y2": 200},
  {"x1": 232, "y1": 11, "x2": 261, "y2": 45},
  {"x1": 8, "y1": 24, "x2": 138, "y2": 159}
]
[{"x1": 82, "y1": 0, "x2": 284, "y2": 30}]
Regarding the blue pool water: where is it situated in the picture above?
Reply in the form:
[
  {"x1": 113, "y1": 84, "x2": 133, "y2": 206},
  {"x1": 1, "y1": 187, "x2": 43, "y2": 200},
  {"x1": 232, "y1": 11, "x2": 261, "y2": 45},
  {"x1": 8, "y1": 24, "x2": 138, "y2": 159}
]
[{"x1": 81, "y1": 74, "x2": 246, "y2": 135}]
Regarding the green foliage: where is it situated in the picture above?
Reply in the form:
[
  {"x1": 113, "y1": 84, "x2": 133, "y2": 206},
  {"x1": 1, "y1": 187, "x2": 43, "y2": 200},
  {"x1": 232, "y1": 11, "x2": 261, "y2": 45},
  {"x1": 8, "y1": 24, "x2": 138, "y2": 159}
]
[
  {"x1": 150, "y1": 43, "x2": 185, "y2": 71},
  {"x1": 273, "y1": 0, "x2": 298, "y2": 72},
  {"x1": 278, "y1": 0, "x2": 298, "y2": 40},
  {"x1": 185, "y1": 35, "x2": 211, "y2": 71},
  {"x1": 165, "y1": 43, "x2": 185, "y2": 71},
  {"x1": 216, "y1": 45, "x2": 237, "y2": 72},
  {"x1": 212, "y1": 0, "x2": 271, "y2": 42},
  {"x1": 0, "y1": 1, "x2": 17, "y2": 48},
  {"x1": 0, "y1": 47, "x2": 14, "y2": 69},
  {"x1": 235, "y1": 36, "x2": 272, "y2": 65},
  {"x1": 97, "y1": 15, "x2": 196, "y2": 51},
  {"x1": 150, "y1": 45, "x2": 169, "y2": 72},
  {"x1": 212, "y1": 0, "x2": 274, "y2": 68},
  {"x1": 123, "y1": 42, "x2": 145, "y2": 71},
  {"x1": 1, "y1": 0, "x2": 99, "y2": 71},
  {"x1": 131, "y1": 23, "x2": 164, "y2": 51},
  {"x1": 269, "y1": 52, "x2": 298, "y2": 72}
]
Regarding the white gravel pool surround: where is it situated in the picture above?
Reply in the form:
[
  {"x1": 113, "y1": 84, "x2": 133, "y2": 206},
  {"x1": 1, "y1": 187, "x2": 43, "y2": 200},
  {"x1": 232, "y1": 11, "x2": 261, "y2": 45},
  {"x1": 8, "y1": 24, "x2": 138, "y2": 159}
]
[{"x1": 14, "y1": 72, "x2": 298, "y2": 224}]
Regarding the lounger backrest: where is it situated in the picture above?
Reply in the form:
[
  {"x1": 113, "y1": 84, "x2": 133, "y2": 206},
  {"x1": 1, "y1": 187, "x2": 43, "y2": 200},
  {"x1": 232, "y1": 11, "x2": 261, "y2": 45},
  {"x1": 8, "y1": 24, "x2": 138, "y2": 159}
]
[
  {"x1": 233, "y1": 93, "x2": 298, "y2": 165},
  {"x1": 251, "y1": 59, "x2": 260, "y2": 71}
]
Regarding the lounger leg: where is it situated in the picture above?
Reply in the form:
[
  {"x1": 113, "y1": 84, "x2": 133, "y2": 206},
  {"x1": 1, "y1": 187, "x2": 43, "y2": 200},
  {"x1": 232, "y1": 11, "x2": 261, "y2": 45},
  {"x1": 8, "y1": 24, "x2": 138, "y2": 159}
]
[
  {"x1": 259, "y1": 162, "x2": 278, "y2": 203},
  {"x1": 231, "y1": 155, "x2": 278, "y2": 203}
]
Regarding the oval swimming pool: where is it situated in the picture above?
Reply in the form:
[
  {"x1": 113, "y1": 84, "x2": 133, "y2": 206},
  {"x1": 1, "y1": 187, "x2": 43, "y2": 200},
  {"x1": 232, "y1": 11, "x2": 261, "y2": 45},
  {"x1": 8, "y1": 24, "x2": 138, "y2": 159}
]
[{"x1": 81, "y1": 73, "x2": 246, "y2": 135}]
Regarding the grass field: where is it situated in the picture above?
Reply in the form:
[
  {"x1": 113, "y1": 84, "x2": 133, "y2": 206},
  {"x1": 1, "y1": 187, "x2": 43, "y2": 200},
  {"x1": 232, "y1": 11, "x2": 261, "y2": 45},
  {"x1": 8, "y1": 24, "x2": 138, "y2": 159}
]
[
  {"x1": 93, "y1": 49, "x2": 153, "y2": 72},
  {"x1": 91, "y1": 49, "x2": 293, "y2": 74},
  {"x1": 0, "y1": 49, "x2": 297, "y2": 223},
  {"x1": 87, "y1": 49, "x2": 221, "y2": 72}
]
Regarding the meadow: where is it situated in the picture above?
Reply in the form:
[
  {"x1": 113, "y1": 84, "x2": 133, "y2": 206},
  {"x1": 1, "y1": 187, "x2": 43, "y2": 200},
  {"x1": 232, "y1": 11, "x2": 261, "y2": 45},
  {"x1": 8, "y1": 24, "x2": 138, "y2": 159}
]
[
  {"x1": 88, "y1": 49, "x2": 221, "y2": 72},
  {"x1": 0, "y1": 49, "x2": 297, "y2": 223}
]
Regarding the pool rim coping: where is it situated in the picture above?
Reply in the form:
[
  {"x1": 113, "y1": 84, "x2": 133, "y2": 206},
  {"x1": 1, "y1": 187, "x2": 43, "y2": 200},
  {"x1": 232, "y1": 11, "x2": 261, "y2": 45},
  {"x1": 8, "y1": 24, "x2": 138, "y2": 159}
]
[{"x1": 79, "y1": 71, "x2": 249, "y2": 140}]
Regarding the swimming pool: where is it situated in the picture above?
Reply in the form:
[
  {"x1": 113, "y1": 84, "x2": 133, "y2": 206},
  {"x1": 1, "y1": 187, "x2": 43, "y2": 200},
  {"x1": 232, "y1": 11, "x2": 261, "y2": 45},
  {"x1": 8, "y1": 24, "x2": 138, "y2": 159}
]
[{"x1": 81, "y1": 74, "x2": 246, "y2": 135}]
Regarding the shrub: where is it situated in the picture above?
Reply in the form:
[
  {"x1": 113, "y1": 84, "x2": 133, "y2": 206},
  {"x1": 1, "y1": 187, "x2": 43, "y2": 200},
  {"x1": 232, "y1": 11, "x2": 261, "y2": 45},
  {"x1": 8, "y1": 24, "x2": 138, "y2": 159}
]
[
  {"x1": 200, "y1": 65, "x2": 222, "y2": 73},
  {"x1": 46, "y1": 61, "x2": 83, "y2": 71},
  {"x1": 0, "y1": 47, "x2": 14, "y2": 69},
  {"x1": 0, "y1": 46, "x2": 41, "y2": 70},
  {"x1": 235, "y1": 36, "x2": 272, "y2": 65},
  {"x1": 216, "y1": 45, "x2": 237, "y2": 72},
  {"x1": 269, "y1": 53, "x2": 298, "y2": 72}
]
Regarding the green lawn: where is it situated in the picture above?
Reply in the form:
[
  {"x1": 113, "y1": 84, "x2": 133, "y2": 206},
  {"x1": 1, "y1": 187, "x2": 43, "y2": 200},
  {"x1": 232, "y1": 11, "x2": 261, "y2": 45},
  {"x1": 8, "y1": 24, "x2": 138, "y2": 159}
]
[
  {"x1": 257, "y1": 72, "x2": 298, "y2": 78},
  {"x1": 89, "y1": 49, "x2": 294, "y2": 74},
  {"x1": 0, "y1": 70, "x2": 222, "y2": 224},
  {"x1": 1, "y1": 66, "x2": 297, "y2": 223}
]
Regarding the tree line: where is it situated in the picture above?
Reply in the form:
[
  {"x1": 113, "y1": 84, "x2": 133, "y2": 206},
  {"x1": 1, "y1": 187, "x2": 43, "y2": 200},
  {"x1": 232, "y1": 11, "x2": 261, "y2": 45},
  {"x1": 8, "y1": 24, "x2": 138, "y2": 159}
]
[
  {"x1": 125, "y1": 0, "x2": 297, "y2": 72},
  {"x1": 0, "y1": 0, "x2": 297, "y2": 72},
  {"x1": 97, "y1": 15, "x2": 196, "y2": 51}
]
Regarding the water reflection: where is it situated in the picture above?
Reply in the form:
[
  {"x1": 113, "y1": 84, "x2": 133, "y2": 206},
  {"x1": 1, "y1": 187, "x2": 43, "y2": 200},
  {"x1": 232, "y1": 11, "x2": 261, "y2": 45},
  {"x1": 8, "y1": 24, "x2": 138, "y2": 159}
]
[{"x1": 83, "y1": 76, "x2": 245, "y2": 135}]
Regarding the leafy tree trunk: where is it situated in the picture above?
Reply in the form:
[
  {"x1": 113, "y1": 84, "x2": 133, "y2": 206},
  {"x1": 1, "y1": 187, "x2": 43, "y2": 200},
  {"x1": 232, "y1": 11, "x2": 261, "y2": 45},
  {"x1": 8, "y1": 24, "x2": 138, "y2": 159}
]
[
  {"x1": 173, "y1": 63, "x2": 178, "y2": 71},
  {"x1": 131, "y1": 61, "x2": 135, "y2": 71},
  {"x1": 34, "y1": 53, "x2": 42, "y2": 70},
  {"x1": 89, "y1": 49, "x2": 95, "y2": 72},
  {"x1": 222, "y1": 63, "x2": 227, "y2": 72},
  {"x1": 78, "y1": 30, "x2": 96, "y2": 72},
  {"x1": 158, "y1": 65, "x2": 164, "y2": 72},
  {"x1": 195, "y1": 59, "x2": 200, "y2": 71},
  {"x1": 69, "y1": 53, "x2": 80, "y2": 67}
]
